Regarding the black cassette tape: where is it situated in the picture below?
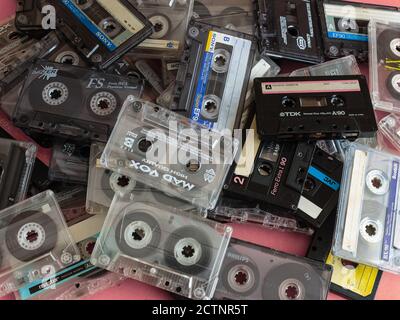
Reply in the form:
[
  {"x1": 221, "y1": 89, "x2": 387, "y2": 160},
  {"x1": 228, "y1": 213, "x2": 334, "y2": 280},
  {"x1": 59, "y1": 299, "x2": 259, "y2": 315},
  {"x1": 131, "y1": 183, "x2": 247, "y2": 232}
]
[
  {"x1": 307, "y1": 211, "x2": 382, "y2": 300},
  {"x1": 15, "y1": 0, "x2": 50, "y2": 38},
  {"x1": 50, "y1": 0, "x2": 153, "y2": 69},
  {"x1": 49, "y1": 139, "x2": 90, "y2": 185},
  {"x1": 295, "y1": 147, "x2": 343, "y2": 228},
  {"x1": 13, "y1": 61, "x2": 144, "y2": 143},
  {"x1": 214, "y1": 238, "x2": 332, "y2": 300},
  {"x1": 254, "y1": 75, "x2": 378, "y2": 141},
  {"x1": 254, "y1": 0, "x2": 324, "y2": 64},
  {"x1": 318, "y1": 0, "x2": 400, "y2": 61},
  {"x1": 0, "y1": 138, "x2": 36, "y2": 210},
  {"x1": 171, "y1": 20, "x2": 256, "y2": 131},
  {"x1": 224, "y1": 120, "x2": 316, "y2": 215}
]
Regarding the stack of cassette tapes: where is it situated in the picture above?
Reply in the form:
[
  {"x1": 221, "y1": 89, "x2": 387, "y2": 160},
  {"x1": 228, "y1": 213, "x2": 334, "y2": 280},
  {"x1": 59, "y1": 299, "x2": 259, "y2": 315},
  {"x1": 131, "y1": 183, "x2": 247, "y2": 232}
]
[{"x1": 4, "y1": 0, "x2": 400, "y2": 302}]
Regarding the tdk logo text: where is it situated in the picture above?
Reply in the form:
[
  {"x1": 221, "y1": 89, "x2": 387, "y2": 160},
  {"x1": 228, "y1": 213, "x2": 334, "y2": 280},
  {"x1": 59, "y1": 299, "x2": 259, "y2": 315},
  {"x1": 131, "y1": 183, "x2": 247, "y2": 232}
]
[{"x1": 280, "y1": 112, "x2": 301, "y2": 117}]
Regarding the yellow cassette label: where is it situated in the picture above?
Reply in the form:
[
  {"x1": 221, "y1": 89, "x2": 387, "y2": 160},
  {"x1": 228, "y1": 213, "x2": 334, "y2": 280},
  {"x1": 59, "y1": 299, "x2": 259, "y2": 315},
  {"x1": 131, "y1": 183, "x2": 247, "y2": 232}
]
[{"x1": 327, "y1": 252, "x2": 379, "y2": 297}]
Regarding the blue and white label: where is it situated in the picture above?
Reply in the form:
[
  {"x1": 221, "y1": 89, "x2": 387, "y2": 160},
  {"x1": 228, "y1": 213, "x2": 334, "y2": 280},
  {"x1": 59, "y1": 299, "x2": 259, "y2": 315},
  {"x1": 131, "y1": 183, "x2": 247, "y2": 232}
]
[
  {"x1": 327, "y1": 31, "x2": 368, "y2": 42},
  {"x1": 308, "y1": 166, "x2": 340, "y2": 191}
]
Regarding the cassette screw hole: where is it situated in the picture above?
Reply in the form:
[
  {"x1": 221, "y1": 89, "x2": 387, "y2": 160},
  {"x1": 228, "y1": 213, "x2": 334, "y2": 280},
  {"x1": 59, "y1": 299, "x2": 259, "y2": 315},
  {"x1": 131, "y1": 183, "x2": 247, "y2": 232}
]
[
  {"x1": 186, "y1": 160, "x2": 201, "y2": 173},
  {"x1": 176, "y1": 287, "x2": 182, "y2": 293},
  {"x1": 138, "y1": 139, "x2": 152, "y2": 153},
  {"x1": 258, "y1": 163, "x2": 272, "y2": 176},
  {"x1": 182, "y1": 245, "x2": 195, "y2": 258},
  {"x1": 285, "y1": 285, "x2": 299, "y2": 300},
  {"x1": 117, "y1": 176, "x2": 130, "y2": 187},
  {"x1": 165, "y1": 281, "x2": 170, "y2": 287},
  {"x1": 235, "y1": 271, "x2": 248, "y2": 286}
]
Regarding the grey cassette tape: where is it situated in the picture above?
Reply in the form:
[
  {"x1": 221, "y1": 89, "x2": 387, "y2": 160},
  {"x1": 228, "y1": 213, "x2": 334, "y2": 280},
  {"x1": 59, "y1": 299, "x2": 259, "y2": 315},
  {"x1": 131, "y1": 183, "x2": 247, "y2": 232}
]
[
  {"x1": 100, "y1": 96, "x2": 238, "y2": 210},
  {"x1": 214, "y1": 238, "x2": 332, "y2": 300},
  {"x1": 170, "y1": 20, "x2": 256, "y2": 131},
  {"x1": 91, "y1": 192, "x2": 232, "y2": 299},
  {"x1": 333, "y1": 144, "x2": 400, "y2": 274},
  {"x1": 0, "y1": 191, "x2": 80, "y2": 297},
  {"x1": 132, "y1": 0, "x2": 194, "y2": 57}
]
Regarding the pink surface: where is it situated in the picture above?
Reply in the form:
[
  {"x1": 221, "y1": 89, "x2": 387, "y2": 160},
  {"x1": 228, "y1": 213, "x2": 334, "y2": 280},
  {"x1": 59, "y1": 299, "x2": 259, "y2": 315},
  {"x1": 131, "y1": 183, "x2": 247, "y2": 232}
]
[{"x1": 1, "y1": 0, "x2": 400, "y2": 300}]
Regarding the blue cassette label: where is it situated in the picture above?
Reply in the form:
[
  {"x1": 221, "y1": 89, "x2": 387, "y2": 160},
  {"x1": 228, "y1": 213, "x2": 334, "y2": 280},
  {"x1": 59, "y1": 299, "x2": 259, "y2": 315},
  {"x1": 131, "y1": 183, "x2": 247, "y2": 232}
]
[
  {"x1": 308, "y1": 166, "x2": 340, "y2": 191},
  {"x1": 327, "y1": 31, "x2": 368, "y2": 42}
]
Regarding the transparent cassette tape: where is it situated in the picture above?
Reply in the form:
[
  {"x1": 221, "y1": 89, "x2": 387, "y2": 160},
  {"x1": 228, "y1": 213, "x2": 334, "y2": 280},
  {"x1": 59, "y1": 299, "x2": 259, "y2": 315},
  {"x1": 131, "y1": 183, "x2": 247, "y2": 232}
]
[
  {"x1": 101, "y1": 96, "x2": 238, "y2": 210},
  {"x1": 0, "y1": 191, "x2": 81, "y2": 297},
  {"x1": 193, "y1": 0, "x2": 253, "y2": 19},
  {"x1": 290, "y1": 55, "x2": 361, "y2": 77},
  {"x1": 131, "y1": 0, "x2": 194, "y2": 57},
  {"x1": 214, "y1": 238, "x2": 332, "y2": 300},
  {"x1": 197, "y1": 12, "x2": 255, "y2": 36},
  {"x1": 0, "y1": 138, "x2": 37, "y2": 210},
  {"x1": 379, "y1": 114, "x2": 400, "y2": 153},
  {"x1": 369, "y1": 20, "x2": 400, "y2": 113},
  {"x1": 333, "y1": 144, "x2": 400, "y2": 274},
  {"x1": 91, "y1": 192, "x2": 232, "y2": 299},
  {"x1": 208, "y1": 206, "x2": 314, "y2": 235},
  {"x1": 55, "y1": 187, "x2": 90, "y2": 226}
]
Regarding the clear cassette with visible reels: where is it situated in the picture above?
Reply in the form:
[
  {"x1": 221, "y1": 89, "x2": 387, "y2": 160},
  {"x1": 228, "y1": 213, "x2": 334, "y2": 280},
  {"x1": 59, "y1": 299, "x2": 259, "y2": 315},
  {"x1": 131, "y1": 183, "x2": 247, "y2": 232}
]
[
  {"x1": 100, "y1": 96, "x2": 238, "y2": 210},
  {"x1": 0, "y1": 191, "x2": 81, "y2": 297},
  {"x1": 214, "y1": 238, "x2": 332, "y2": 300},
  {"x1": 91, "y1": 192, "x2": 232, "y2": 299},
  {"x1": 333, "y1": 144, "x2": 400, "y2": 274},
  {"x1": 369, "y1": 20, "x2": 400, "y2": 113},
  {"x1": 379, "y1": 114, "x2": 400, "y2": 153}
]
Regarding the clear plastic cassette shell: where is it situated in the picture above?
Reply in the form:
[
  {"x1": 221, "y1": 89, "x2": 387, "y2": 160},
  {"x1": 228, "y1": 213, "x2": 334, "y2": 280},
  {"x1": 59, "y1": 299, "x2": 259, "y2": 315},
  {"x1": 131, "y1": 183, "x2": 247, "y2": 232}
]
[
  {"x1": 214, "y1": 238, "x2": 332, "y2": 300},
  {"x1": 333, "y1": 144, "x2": 400, "y2": 274},
  {"x1": 0, "y1": 138, "x2": 37, "y2": 211},
  {"x1": 379, "y1": 114, "x2": 400, "y2": 153},
  {"x1": 171, "y1": 20, "x2": 256, "y2": 131},
  {"x1": 91, "y1": 193, "x2": 232, "y2": 299},
  {"x1": 49, "y1": 139, "x2": 90, "y2": 185},
  {"x1": 369, "y1": 20, "x2": 400, "y2": 113},
  {"x1": 13, "y1": 60, "x2": 144, "y2": 143},
  {"x1": 55, "y1": 187, "x2": 90, "y2": 226},
  {"x1": 0, "y1": 191, "x2": 81, "y2": 297},
  {"x1": 101, "y1": 96, "x2": 238, "y2": 210},
  {"x1": 193, "y1": 0, "x2": 253, "y2": 19},
  {"x1": 197, "y1": 12, "x2": 255, "y2": 36},
  {"x1": 290, "y1": 55, "x2": 361, "y2": 77},
  {"x1": 131, "y1": 0, "x2": 194, "y2": 58},
  {"x1": 208, "y1": 207, "x2": 314, "y2": 235}
]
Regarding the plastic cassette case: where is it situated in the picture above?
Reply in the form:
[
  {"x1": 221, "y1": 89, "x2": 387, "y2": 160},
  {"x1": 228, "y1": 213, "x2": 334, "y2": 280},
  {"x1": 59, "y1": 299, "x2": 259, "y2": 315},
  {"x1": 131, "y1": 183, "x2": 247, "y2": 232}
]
[
  {"x1": 254, "y1": 0, "x2": 324, "y2": 64},
  {"x1": 214, "y1": 238, "x2": 332, "y2": 300},
  {"x1": 15, "y1": 0, "x2": 50, "y2": 38},
  {"x1": 0, "y1": 138, "x2": 37, "y2": 211},
  {"x1": 379, "y1": 114, "x2": 400, "y2": 153},
  {"x1": 91, "y1": 192, "x2": 232, "y2": 300},
  {"x1": 16, "y1": 215, "x2": 125, "y2": 300},
  {"x1": 333, "y1": 144, "x2": 400, "y2": 274},
  {"x1": 13, "y1": 61, "x2": 145, "y2": 143},
  {"x1": 50, "y1": 0, "x2": 153, "y2": 69},
  {"x1": 369, "y1": 20, "x2": 400, "y2": 114},
  {"x1": 0, "y1": 191, "x2": 81, "y2": 297},
  {"x1": 170, "y1": 20, "x2": 256, "y2": 131},
  {"x1": 193, "y1": 0, "x2": 253, "y2": 18},
  {"x1": 100, "y1": 96, "x2": 238, "y2": 210},
  {"x1": 318, "y1": 0, "x2": 400, "y2": 61},
  {"x1": 131, "y1": 0, "x2": 194, "y2": 57}
]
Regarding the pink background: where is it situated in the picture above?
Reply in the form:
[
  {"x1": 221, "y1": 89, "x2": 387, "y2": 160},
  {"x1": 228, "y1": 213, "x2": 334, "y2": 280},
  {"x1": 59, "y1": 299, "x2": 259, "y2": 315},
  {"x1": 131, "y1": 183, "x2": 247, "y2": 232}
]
[{"x1": 1, "y1": 0, "x2": 400, "y2": 300}]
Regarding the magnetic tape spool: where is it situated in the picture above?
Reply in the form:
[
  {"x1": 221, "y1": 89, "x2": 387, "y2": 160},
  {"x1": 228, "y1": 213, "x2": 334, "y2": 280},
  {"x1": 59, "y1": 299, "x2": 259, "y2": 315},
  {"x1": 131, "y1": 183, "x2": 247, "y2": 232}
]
[
  {"x1": 387, "y1": 72, "x2": 400, "y2": 100},
  {"x1": 149, "y1": 14, "x2": 171, "y2": 40},
  {"x1": 5, "y1": 210, "x2": 58, "y2": 262},
  {"x1": 377, "y1": 30, "x2": 400, "y2": 60}
]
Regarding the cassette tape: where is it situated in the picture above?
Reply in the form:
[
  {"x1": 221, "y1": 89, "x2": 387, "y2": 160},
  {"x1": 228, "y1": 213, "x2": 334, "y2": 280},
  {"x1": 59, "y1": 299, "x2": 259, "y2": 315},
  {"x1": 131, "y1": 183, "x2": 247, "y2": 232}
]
[
  {"x1": 0, "y1": 191, "x2": 81, "y2": 297},
  {"x1": 318, "y1": 0, "x2": 400, "y2": 61},
  {"x1": 333, "y1": 144, "x2": 400, "y2": 274},
  {"x1": 295, "y1": 147, "x2": 343, "y2": 228},
  {"x1": 13, "y1": 61, "x2": 145, "y2": 143},
  {"x1": 193, "y1": 0, "x2": 253, "y2": 18},
  {"x1": 16, "y1": 214, "x2": 125, "y2": 300},
  {"x1": 369, "y1": 20, "x2": 400, "y2": 114},
  {"x1": 130, "y1": 0, "x2": 194, "y2": 57},
  {"x1": 290, "y1": 55, "x2": 361, "y2": 77},
  {"x1": 208, "y1": 205, "x2": 314, "y2": 235},
  {"x1": 50, "y1": 0, "x2": 153, "y2": 69},
  {"x1": 254, "y1": 75, "x2": 378, "y2": 142},
  {"x1": 55, "y1": 187, "x2": 90, "y2": 226},
  {"x1": 254, "y1": 0, "x2": 324, "y2": 64},
  {"x1": 214, "y1": 238, "x2": 332, "y2": 300},
  {"x1": 49, "y1": 139, "x2": 90, "y2": 185},
  {"x1": 0, "y1": 138, "x2": 37, "y2": 211},
  {"x1": 379, "y1": 114, "x2": 400, "y2": 153},
  {"x1": 170, "y1": 20, "x2": 256, "y2": 131},
  {"x1": 307, "y1": 211, "x2": 382, "y2": 300},
  {"x1": 224, "y1": 118, "x2": 315, "y2": 215},
  {"x1": 197, "y1": 12, "x2": 255, "y2": 36},
  {"x1": 100, "y1": 96, "x2": 238, "y2": 210},
  {"x1": 15, "y1": 0, "x2": 50, "y2": 38},
  {"x1": 91, "y1": 192, "x2": 232, "y2": 299}
]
